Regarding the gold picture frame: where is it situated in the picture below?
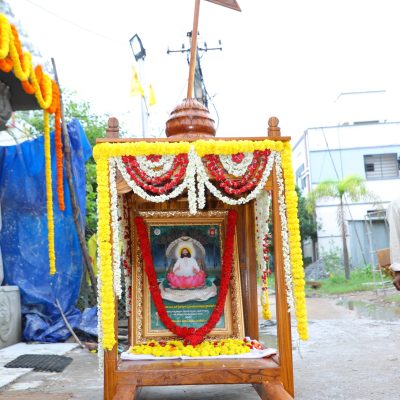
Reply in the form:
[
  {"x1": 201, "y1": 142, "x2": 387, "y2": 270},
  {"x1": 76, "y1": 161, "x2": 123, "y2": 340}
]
[{"x1": 131, "y1": 210, "x2": 245, "y2": 344}]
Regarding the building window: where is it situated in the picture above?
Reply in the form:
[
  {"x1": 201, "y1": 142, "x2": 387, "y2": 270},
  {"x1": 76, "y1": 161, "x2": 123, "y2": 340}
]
[
  {"x1": 364, "y1": 153, "x2": 399, "y2": 179},
  {"x1": 295, "y1": 164, "x2": 305, "y2": 188}
]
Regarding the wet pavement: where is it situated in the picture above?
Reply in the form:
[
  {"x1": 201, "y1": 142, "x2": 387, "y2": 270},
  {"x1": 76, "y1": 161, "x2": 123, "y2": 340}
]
[{"x1": 0, "y1": 289, "x2": 399, "y2": 399}]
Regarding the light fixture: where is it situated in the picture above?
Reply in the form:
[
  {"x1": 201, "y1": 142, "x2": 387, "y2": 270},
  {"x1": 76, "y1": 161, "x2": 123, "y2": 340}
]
[{"x1": 129, "y1": 34, "x2": 146, "y2": 62}]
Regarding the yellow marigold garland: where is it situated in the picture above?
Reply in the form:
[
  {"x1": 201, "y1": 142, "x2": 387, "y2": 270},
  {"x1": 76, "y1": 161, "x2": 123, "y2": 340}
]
[
  {"x1": 93, "y1": 141, "x2": 191, "y2": 160},
  {"x1": 262, "y1": 289, "x2": 272, "y2": 320},
  {"x1": 194, "y1": 139, "x2": 284, "y2": 156},
  {"x1": 96, "y1": 158, "x2": 116, "y2": 350},
  {"x1": 43, "y1": 112, "x2": 56, "y2": 275},
  {"x1": 9, "y1": 25, "x2": 31, "y2": 81},
  {"x1": 0, "y1": 14, "x2": 10, "y2": 59},
  {"x1": 93, "y1": 139, "x2": 286, "y2": 161},
  {"x1": 281, "y1": 142, "x2": 308, "y2": 340},
  {"x1": 130, "y1": 339, "x2": 251, "y2": 357}
]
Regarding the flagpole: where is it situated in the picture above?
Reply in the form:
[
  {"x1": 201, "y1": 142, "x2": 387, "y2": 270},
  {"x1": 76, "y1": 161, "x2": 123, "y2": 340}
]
[{"x1": 187, "y1": 0, "x2": 201, "y2": 99}]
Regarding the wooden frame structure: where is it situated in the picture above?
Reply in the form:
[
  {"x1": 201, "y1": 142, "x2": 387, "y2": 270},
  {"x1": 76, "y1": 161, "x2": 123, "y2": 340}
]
[{"x1": 100, "y1": 117, "x2": 295, "y2": 400}]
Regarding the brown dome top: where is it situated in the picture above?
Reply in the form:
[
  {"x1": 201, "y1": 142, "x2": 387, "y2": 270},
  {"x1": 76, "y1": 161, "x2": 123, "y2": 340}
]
[{"x1": 165, "y1": 98, "x2": 216, "y2": 139}]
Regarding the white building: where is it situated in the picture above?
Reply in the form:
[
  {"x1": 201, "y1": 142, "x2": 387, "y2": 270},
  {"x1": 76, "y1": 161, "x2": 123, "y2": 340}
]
[{"x1": 293, "y1": 91, "x2": 400, "y2": 267}]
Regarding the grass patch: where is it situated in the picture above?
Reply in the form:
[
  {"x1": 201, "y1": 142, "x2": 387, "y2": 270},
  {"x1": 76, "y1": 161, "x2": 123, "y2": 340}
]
[
  {"x1": 308, "y1": 268, "x2": 378, "y2": 295},
  {"x1": 257, "y1": 273, "x2": 275, "y2": 290},
  {"x1": 382, "y1": 293, "x2": 400, "y2": 304}
]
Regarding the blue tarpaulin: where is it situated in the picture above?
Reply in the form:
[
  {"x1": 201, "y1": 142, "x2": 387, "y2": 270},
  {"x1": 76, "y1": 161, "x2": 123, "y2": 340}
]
[{"x1": 0, "y1": 119, "x2": 96, "y2": 342}]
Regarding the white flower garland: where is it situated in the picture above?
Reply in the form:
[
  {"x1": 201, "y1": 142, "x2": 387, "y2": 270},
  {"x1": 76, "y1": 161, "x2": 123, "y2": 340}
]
[
  {"x1": 119, "y1": 196, "x2": 132, "y2": 317},
  {"x1": 136, "y1": 155, "x2": 174, "y2": 178},
  {"x1": 275, "y1": 153, "x2": 295, "y2": 312},
  {"x1": 196, "y1": 151, "x2": 276, "y2": 207},
  {"x1": 187, "y1": 147, "x2": 198, "y2": 214},
  {"x1": 109, "y1": 160, "x2": 122, "y2": 299},
  {"x1": 255, "y1": 190, "x2": 271, "y2": 275},
  {"x1": 115, "y1": 151, "x2": 198, "y2": 214},
  {"x1": 255, "y1": 190, "x2": 272, "y2": 317},
  {"x1": 219, "y1": 152, "x2": 254, "y2": 177}
]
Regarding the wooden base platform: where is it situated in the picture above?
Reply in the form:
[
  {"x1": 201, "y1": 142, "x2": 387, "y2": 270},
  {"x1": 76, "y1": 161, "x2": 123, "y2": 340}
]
[{"x1": 110, "y1": 357, "x2": 293, "y2": 400}]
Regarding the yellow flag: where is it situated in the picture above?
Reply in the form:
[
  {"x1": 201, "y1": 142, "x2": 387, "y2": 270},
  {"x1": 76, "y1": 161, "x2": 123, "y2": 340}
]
[
  {"x1": 149, "y1": 84, "x2": 157, "y2": 106},
  {"x1": 130, "y1": 65, "x2": 144, "y2": 97}
]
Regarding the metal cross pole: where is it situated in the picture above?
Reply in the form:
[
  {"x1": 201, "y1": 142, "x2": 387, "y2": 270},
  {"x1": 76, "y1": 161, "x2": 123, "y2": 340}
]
[{"x1": 186, "y1": 0, "x2": 240, "y2": 99}]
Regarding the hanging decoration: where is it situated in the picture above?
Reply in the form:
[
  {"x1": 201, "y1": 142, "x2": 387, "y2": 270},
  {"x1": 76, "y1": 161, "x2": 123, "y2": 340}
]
[
  {"x1": 109, "y1": 160, "x2": 122, "y2": 299},
  {"x1": 281, "y1": 143, "x2": 308, "y2": 340},
  {"x1": 96, "y1": 158, "x2": 116, "y2": 351},
  {"x1": 134, "y1": 210, "x2": 237, "y2": 346},
  {"x1": 195, "y1": 150, "x2": 275, "y2": 206},
  {"x1": 119, "y1": 196, "x2": 133, "y2": 317},
  {"x1": 0, "y1": 13, "x2": 65, "y2": 276},
  {"x1": 255, "y1": 190, "x2": 272, "y2": 320},
  {"x1": 94, "y1": 139, "x2": 308, "y2": 349},
  {"x1": 43, "y1": 111, "x2": 56, "y2": 275},
  {"x1": 275, "y1": 153, "x2": 295, "y2": 312}
]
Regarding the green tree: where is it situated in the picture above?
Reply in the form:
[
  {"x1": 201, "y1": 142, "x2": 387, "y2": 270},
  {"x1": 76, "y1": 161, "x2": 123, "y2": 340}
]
[
  {"x1": 296, "y1": 186, "x2": 318, "y2": 263},
  {"x1": 307, "y1": 174, "x2": 377, "y2": 280}
]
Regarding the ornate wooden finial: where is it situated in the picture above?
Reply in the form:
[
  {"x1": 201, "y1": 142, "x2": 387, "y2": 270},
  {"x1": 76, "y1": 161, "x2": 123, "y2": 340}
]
[
  {"x1": 165, "y1": 98, "x2": 216, "y2": 139},
  {"x1": 106, "y1": 117, "x2": 119, "y2": 139},
  {"x1": 268, "y1": 116, "x2": 280, "y2": 138}
]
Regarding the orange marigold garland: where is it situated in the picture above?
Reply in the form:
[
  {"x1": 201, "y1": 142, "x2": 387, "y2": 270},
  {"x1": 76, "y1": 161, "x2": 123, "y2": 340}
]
[
  {"x1": 54, "y1": 107, "x2": 64, "y2": 211},
  {"x1": 0, "y1": 56, "x2": 12, "y2": 72},
  {"x1": 47, "y1": 81, "x2": 65, "y2": 211},
  {"x1": 9, "y1": 25, "x2": 31, "y2": 81},
  {"x1": 0, "y1": 13, "x2": 66, "y2": 275}
]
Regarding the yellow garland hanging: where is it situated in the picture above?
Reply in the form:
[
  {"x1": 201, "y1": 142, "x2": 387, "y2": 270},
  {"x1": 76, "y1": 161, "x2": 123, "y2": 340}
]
[
  {"x1": 93, "y1": 139, "x2": 286, "y2": 161},
  {"x1": 281, "y1": 142, "x2": 308, "y2": 340},
  {"x1": 9, "y1": 37, "x2": 31, "y2": 81},
  {"x1": 29, "y1": 66, "x2": 53, "y2": 110},
  {"x1": 96, "y1": 158, "x2": 116, "y2": 350},
  {"x1": 44, "y1": 112, "x2": 56, "y2": 275},
  {"x1": 262, "y1": 288, "x2": 272, "y2": 320},
  {"x1": 0, "y1": 14, "x2": 11, "y2": 59}
]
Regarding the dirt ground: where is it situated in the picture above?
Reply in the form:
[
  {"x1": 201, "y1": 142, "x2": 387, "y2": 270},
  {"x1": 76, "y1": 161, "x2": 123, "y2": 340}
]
[{"x1": 1, "y1": 288, "x2": 399, "y2": 400}]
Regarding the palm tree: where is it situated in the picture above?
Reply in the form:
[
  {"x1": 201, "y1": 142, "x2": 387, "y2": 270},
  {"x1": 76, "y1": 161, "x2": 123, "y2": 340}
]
[{"x1": 307, "y1": 175, "x2": 378, "y2": 280}]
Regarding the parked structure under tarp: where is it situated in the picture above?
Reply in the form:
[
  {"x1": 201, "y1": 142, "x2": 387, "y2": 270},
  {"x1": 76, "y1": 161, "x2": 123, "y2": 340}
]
[{"x1": 0, "y1": 119, "x2": 94, "y2": 341}]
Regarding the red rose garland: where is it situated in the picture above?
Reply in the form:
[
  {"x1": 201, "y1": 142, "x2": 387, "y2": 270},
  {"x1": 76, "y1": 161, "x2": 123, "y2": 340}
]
[
  {"x1": 122, "y1": 154, "x2": 188, "y2": 195},
  {"x1": 204, "y1": 150, "x2": 271, "y2": 195},
  {"x1": 134, "y1": 210, "x2": 237, "y2": 346}
]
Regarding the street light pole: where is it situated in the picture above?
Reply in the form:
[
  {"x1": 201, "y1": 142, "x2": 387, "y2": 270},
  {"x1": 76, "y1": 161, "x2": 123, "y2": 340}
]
[{"x1": 129, "y1": 34, "x2": 148, "y2": 138}]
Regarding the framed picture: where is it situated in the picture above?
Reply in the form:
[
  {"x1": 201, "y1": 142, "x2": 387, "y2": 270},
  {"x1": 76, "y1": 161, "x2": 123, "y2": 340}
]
[{"x1": 132, "y1": 210, "x2": 245, "y2": 344}]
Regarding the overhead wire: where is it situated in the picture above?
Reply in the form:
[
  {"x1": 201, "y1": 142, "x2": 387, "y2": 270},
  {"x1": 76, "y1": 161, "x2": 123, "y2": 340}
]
[{"x1": 22, "y1": 0, "x2": 124, "y2": 45}]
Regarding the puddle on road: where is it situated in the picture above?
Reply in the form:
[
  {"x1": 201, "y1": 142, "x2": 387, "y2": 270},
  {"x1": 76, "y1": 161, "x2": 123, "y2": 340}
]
[{"x1": 336, "y1": 299, "x2": 400, "y2": 321}]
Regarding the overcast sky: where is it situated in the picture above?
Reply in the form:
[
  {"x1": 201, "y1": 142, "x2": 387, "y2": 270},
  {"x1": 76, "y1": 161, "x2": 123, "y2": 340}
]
[{"x1": 8, "y1": 0, "x2": 400, "y2": 141}]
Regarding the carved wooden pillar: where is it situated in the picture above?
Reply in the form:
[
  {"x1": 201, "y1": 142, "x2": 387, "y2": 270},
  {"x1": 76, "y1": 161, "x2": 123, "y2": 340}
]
[
  {"x1": 104, "y1": 116, "x2": 120, "y2": 400},
  {"x1": 268, "y1": 117, "x2": 294, "y2": 396},
  {"x1": 107, "y1": 117, "x2": 119, "y2": 139}
]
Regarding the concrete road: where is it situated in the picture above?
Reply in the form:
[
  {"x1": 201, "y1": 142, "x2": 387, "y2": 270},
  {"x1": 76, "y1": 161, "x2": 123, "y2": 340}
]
[{"x1": 1, "y1": 290, "x2": 399, "y2": 399}]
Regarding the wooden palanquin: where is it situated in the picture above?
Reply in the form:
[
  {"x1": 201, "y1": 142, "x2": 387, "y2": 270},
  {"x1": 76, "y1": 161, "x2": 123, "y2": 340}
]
[{"x1": 97, "y1": 117, "x2": 295, "y2": 400}]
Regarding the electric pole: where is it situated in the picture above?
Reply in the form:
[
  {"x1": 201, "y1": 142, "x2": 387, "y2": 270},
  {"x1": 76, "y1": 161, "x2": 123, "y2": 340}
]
[{"x1": 167, "y1": 31, "x2": 222, "y2": 108}]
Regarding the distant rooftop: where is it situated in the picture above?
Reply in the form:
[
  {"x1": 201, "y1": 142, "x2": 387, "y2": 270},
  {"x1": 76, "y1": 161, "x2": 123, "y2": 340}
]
[{"x1": 333, "y1": 90, "x2": 397, "y2": 125}]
